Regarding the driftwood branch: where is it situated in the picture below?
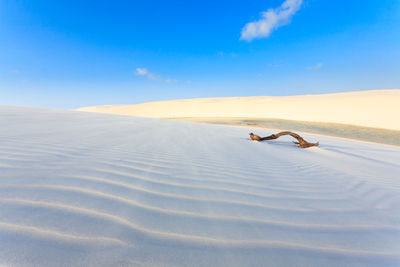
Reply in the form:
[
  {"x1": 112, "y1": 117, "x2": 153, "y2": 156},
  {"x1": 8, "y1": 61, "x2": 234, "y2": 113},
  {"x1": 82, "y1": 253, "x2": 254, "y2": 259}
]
[{"x1": 249, "y1": 131, "x2": 319, "y2": 148}]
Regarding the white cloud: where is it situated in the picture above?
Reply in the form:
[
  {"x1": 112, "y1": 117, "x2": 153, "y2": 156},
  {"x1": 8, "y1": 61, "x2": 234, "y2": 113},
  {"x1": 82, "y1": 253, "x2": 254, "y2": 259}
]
[
  {"x1": 268, "y1": 62, "x2": 284, "y2": 67},
  {"x1": 308, "y1": 63, "x2": 323, "y2": 71},
  {"x1": 165, "y1": 78, "x2": 178, "y2": 83},
  {"x1": 135, "y1": 68, "x2": 156, "y2": 80},
  {"x1": 217, "y1": 51, "x2": 238, "y2": 58},
  {"x1": 135, "y1": 68, "x2": 178, "y2": 83},
  {"x1": 240, "y1": 0, "x2": 302, "y2": 41}
]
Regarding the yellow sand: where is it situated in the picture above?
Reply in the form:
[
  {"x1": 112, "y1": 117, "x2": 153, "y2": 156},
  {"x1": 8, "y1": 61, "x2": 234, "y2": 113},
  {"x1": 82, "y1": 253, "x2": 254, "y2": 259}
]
[{"x1": 78, "y1": 89, "x2": 400, "y2": 130}]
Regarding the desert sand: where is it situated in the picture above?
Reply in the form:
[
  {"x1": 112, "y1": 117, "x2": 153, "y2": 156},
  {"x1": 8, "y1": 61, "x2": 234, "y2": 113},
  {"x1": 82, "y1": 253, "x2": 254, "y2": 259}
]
[
  {"x1": 78, "y1": 89, "x2": 400, "y2": 130},
  {"x1": 170, "y1": 117, "x2": 400, "y2": 146},
  {"x1": 1, "y1": 105, "x2": 399, "y2": 266}
]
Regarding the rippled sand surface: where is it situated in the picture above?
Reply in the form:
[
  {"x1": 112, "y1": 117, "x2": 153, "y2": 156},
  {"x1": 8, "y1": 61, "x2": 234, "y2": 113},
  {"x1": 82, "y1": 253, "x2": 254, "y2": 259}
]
[{"x1": 1, "y1": 106, "x2": 400, "y2": 266}]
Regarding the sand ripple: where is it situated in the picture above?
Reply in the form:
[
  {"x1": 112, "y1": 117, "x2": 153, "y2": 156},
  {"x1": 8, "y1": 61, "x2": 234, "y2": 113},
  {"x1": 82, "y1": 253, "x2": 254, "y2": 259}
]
[{"x1": 1, "y1": 106, "x2": 400, "y2": 266}]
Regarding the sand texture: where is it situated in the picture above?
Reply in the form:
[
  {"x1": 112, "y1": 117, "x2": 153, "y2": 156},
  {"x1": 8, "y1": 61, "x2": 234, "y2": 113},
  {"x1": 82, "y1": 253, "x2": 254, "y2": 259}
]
[
  {"x1": 171, "y1": 117, "x2": 400, "y2": 146},
  {"x1": 78, "y1": 89, "x2": 400, "y2": 130},
  {"x1": 1, "y1": 106, "x2": 400, "y2": 266}
]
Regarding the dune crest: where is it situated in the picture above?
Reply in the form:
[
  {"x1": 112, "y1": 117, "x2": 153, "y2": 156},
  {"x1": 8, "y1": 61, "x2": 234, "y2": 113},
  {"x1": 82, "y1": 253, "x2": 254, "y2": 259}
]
[{"x1": 78, "y1": 89, "x2": 400, "y2": 130}]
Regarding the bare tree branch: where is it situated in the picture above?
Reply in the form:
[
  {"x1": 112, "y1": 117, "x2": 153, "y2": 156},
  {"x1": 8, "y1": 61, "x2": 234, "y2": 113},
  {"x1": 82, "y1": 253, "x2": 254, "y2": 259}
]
[{"x1": 249, "y1": 131, "x2": 319, "y2": 148}]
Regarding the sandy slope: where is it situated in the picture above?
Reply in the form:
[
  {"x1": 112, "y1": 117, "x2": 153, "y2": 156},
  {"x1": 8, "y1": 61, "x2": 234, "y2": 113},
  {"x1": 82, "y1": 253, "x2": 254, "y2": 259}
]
[
  {"x1": 1, "y1": 106, "x2": 400, "y2": 266},
  {"x1": 78, "y1": 89, "x2": 400, "y2": 130}
]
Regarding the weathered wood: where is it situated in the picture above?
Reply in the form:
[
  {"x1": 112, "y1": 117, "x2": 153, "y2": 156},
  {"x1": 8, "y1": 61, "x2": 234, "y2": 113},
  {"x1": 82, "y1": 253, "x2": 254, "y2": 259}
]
[{"x1": 249, "y1": 132, "x2": 319, "y2": 148}]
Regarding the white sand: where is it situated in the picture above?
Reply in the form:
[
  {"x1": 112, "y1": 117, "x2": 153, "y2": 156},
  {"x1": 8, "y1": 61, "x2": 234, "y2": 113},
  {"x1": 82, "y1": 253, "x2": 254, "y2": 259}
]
[
  {"x1": 1, "y1": 106, "x2": 400, "y2": 266},
  {"x1": 78, "y1": 89, "x2": 400, "y2": 130}
]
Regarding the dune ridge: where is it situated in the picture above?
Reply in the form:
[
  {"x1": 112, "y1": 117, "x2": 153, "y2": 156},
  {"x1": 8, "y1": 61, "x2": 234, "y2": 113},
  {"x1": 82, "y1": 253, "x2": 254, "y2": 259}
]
[
  {"x1": 78, "y1": 89, "x2": 400, "y2": 130},
  {"x1": 1, "y1": 105, "x2": 400, "y2": 266}
]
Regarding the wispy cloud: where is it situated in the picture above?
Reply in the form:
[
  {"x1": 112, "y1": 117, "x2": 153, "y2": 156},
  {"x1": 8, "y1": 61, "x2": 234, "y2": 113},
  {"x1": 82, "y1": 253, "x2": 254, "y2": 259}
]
[
  {"x1": 217, "y1": 51, "x2": 237, "y2": 58},
  {"x1": 240, "y1": 0, "x2": 302, "y2": 41},
  {"x1": 165, "y1": 78, "x2": 178, "y2": 83},
  {"x1": 308, "y1": 63, "x2": 323, "y2": 71},
  {"x1": 134, "y1": 68, "x2": 177, "y2": 83},
  {"x1": 268, "y1": 62, "x2": 285, "y2": 67},
  {"x1": 135, "y1": 68, "x2": 157, "y2": 80}
]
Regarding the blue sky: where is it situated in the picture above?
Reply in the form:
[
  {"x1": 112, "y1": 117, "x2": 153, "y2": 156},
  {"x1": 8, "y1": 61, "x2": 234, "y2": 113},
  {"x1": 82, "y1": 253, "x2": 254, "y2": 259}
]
[{"x1": 1, "y1": 0, "x2": 399, "y2": 108}]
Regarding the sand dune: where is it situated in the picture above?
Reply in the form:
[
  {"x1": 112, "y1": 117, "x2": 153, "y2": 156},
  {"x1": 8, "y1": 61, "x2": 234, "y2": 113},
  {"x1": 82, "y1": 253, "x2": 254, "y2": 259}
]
[
  {"x1": 78, "y1": 89, "x2": 400, "y2": 130},
  {"x1": 1, "y1": 106, "x2": 400, "y2": 266}
]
